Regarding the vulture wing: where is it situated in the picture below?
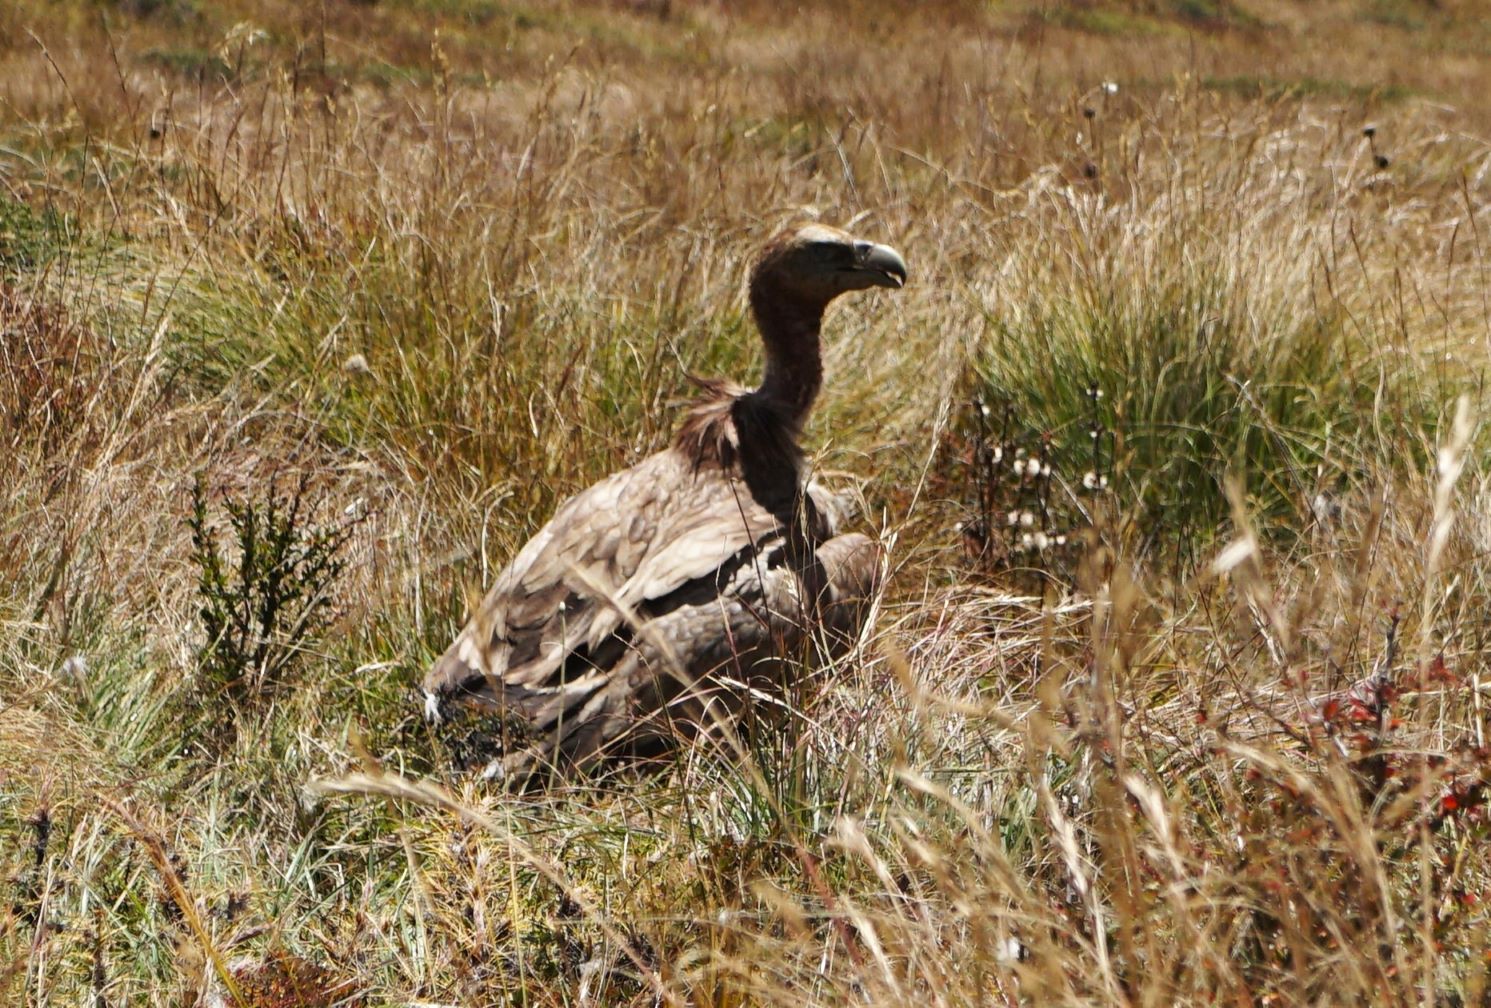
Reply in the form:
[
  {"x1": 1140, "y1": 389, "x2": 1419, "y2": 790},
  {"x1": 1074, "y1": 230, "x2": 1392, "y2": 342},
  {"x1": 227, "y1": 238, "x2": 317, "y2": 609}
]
[{"x1": 422, "y1": 447, "x2": 872, "y2": 780}]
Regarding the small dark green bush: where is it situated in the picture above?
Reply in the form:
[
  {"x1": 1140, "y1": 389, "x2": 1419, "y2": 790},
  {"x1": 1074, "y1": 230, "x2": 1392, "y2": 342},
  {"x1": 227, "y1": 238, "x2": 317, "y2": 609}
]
[{"x1": 188, "y1": 473, "x2": 356, "y2": 703}]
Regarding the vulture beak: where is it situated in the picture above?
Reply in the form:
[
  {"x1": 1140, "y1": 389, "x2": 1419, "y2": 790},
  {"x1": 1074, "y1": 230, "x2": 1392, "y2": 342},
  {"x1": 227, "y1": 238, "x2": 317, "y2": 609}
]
[{"x1": 849, "y1": 240, "x2": 908, "y2": 289}]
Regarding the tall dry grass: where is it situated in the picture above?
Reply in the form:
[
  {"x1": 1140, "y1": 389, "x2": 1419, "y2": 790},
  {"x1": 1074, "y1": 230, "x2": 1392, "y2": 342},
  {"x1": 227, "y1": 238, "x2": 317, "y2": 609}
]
[{"x1": 4, "y1": 0, "x2": 1491, "y2": 1004}]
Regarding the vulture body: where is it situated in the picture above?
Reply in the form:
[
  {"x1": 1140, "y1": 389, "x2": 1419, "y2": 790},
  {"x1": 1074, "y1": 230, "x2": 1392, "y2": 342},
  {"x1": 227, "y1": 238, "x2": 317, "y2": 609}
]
[{"x1": 423, "y1": 224, "x2": 907, "y2": 783}]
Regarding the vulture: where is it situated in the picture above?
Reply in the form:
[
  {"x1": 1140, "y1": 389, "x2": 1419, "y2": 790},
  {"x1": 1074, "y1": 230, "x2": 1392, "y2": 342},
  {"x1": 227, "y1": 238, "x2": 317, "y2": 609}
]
[{"x1": 422, "y1": 224, "x2": 908, "y2": 783}]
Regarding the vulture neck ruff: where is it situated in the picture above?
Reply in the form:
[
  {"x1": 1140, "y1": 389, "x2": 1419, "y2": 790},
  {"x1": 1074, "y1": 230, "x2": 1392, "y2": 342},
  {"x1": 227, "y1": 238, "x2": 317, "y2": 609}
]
[{"x1": 674, "y1": 257, "x2": 830, "y2": 485}]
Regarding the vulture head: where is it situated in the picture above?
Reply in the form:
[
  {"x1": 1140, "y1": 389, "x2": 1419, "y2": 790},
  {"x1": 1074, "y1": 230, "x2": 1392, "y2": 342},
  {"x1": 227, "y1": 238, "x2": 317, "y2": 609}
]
[
  {"x1": 740, "y1": 222, "x2": 907, "y2": 425},
  {"x1": 751, "y1": 223, "x2": 908, "y2": 313}
]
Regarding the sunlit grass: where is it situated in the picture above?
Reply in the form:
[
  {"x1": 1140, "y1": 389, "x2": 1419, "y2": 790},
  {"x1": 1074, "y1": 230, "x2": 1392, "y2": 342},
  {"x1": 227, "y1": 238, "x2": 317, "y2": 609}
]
[{"x1": 4, "y1": 0, "x2": 1491, "y2": 1004}]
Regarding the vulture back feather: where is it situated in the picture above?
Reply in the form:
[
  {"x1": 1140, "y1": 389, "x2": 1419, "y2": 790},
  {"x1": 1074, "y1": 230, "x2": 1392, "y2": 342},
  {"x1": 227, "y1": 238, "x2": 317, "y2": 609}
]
[{"x1": 423, "y1": 224, "x2": 907, "y2": 784}]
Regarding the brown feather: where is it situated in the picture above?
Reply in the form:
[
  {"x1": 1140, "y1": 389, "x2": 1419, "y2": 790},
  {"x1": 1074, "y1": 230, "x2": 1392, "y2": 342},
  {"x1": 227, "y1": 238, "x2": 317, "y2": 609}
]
[{"x1": 423, "y1": 224, "x2": 904, "y2": 785}]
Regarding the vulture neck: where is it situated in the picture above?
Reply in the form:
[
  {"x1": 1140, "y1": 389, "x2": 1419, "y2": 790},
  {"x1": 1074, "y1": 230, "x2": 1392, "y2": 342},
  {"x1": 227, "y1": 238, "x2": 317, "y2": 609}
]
[
  {"x1": 674, "y1": 276, "x2": 828, "y2": 516},
  {"x1": 747, "y1": 285, "x2": 826, "y2": 429}
]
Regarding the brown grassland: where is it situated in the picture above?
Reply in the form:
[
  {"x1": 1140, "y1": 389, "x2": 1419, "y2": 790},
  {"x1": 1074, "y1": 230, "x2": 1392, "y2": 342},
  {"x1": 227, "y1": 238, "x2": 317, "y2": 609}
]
[{"x1": 5, "y1": 0, "x2": 1491, "y2": 1003}]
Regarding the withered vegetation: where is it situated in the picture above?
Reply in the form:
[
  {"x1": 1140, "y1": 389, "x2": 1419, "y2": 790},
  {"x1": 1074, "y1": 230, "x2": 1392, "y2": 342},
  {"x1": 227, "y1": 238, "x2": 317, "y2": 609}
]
[{"x1": 4, "y1": 0, "x2": 1491, "y2": 1003}]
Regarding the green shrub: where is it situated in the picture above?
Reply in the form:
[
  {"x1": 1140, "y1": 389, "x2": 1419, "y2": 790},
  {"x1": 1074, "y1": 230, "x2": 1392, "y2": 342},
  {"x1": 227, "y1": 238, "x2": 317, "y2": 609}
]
[{"x1": 187, "y1": 473, "x2": 356, "y2": 704}]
